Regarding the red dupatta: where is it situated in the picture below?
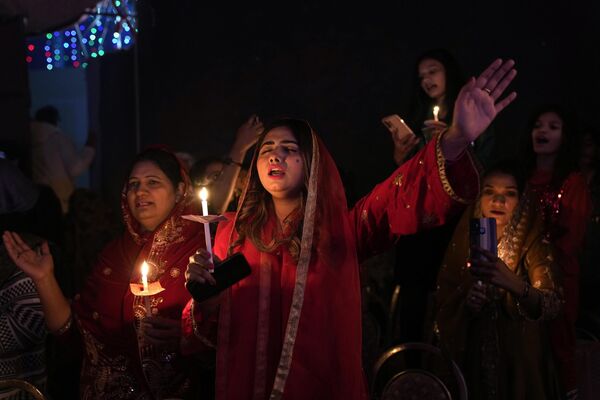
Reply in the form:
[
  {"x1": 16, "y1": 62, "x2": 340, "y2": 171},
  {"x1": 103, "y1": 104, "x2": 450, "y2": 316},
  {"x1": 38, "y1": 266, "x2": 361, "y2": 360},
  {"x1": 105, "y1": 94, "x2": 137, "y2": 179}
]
[
  {"x1": 72, "y1": 148, "x2": 205, "y2": 398},
  {"x1": 213, "y1": 125, "x2": 367, "y2": 400}
]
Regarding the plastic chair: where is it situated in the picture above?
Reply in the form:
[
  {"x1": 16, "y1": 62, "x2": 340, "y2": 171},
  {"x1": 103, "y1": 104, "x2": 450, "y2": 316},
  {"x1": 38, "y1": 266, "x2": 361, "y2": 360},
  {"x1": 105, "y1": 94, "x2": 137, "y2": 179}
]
[
  {"x1": 371, "y1": 342, "x2": 468, "y2": 400},
  {"x1": 0, "y1": 379, "x2": 46, "y2": 400}
]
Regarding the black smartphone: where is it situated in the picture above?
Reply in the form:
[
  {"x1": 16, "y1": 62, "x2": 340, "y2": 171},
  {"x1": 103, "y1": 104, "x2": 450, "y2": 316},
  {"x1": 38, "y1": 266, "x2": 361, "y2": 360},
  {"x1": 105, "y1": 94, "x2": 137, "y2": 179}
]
[{"x1": 185, "y1": 252, "x2": 251, "y2": 303}]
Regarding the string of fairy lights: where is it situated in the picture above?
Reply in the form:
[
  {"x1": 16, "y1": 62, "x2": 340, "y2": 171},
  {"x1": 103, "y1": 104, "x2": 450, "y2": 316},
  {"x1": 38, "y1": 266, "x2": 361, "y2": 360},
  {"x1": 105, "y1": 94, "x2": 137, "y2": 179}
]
[{"x1": 25, "y1": 0, "x2": 137, "y2": 70}]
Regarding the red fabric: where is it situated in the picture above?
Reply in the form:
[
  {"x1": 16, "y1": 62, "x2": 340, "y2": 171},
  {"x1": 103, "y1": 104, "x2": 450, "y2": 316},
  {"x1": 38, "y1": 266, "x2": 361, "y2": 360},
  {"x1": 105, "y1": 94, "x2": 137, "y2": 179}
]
[
  {"x1": 528, "y1": 171, "x2": 592, "y2": 392},
  {"x1": 71, "y1": 153, "x2": 205, "y2": 397},
  {"x1": 185, "y1": 134, "x2": 478, "y2": 400}
]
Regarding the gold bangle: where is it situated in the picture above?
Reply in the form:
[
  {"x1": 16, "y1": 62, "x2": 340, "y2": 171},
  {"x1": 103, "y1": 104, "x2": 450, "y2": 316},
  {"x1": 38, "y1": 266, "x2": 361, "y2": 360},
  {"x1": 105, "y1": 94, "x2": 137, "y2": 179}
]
[{"x1": 51, "y1": 314, "x2": 73, "y2": 336}]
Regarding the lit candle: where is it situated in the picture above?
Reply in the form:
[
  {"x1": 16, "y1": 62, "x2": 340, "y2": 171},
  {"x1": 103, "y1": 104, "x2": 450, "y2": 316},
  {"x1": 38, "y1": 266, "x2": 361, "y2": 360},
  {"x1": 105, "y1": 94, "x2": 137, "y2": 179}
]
[
  {"x1": 433, "y1": 105, "x2": 440, "y2": 122},
  {"x1": 199, "y1": 188, "x2": 214, "y2": 270},
  {"x1": 140, "y1": 260, "x2": 151, "y2": 316},
  {"x1": 141, "y1": 261, "x2": 149, "y2": 292}
]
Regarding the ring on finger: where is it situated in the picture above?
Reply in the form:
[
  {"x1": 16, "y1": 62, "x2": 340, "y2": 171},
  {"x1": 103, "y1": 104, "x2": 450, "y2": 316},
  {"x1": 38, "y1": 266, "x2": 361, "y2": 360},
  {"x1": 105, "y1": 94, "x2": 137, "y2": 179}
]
[{"x1": 483, "y1": 87, "x2": 492, "y2": 95}]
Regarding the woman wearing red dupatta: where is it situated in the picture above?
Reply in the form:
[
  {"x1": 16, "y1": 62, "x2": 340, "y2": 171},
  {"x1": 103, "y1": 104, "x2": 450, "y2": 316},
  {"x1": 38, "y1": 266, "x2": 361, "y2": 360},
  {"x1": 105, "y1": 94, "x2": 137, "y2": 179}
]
[
  {"x1": 3, "y1": 148, "x2": 206, "y2": 399},
  {"x1": 183, "y1": 59, "x2": 518, "y2": 399},
  {"x1": 520, "y1": 105, "x2": 592, "y2": 399}
]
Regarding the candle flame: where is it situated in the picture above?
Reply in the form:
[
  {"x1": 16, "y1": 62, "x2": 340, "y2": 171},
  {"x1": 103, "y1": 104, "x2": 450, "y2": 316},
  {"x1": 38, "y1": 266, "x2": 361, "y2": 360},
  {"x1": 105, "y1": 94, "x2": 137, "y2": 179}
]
[
  {"x1": 141, "y1": 261, "x2": 149, "y2": 277},
  {"x1": 199, "y1": 187, "x2": 208, "y2": 201},
  {"x1": 433, "y1": 105, "x2": 440, "y2": 119}
]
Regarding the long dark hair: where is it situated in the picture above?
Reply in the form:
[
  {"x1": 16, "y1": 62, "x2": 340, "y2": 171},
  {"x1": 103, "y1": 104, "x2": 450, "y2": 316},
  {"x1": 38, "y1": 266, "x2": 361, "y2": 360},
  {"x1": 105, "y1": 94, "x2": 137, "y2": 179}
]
[
  {"x1": 519, "y1": 104, "x2": 580, "y2": 187},
  {"x1": 232, "y1": 118, "x2": 313, "y2": 260},
  {"x1": 406, "y1": 48, "x2": 464, "y2": 131}
]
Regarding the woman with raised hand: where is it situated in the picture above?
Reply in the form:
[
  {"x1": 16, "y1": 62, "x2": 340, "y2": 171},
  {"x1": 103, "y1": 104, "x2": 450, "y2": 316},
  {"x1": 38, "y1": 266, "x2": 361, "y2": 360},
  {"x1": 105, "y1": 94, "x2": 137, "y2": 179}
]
[
  {"x1": 184, "y1": 59, "x2": 517, "y2": 399},
  {"x1": 3, "y1": 147, "x2": 206, "y2": 399}
]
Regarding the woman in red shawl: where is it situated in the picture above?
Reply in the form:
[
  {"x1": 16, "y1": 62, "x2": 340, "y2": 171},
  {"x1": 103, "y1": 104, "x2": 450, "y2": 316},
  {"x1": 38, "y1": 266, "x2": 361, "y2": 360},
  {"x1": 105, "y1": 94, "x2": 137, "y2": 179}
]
[
  {"x1": 520, "y1": 105, "x2": 592, "y2": 400},
  {"x1": 183, "y1": 59, "x2": 517, "y2": 400},
  {"x1": 3, "y1": 148, "x2": 206, "y2": 399}
]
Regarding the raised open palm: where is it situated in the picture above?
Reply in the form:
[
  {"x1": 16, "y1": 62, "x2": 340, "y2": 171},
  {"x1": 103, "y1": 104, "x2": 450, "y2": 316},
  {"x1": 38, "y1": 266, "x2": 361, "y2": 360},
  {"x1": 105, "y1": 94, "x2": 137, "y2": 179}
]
[
  {"x1": 2, "y1": 231, "x2": 54, "y2": 281},
  {"x1": 453, "y1": 59, "x2": 517, "y2": 142}
]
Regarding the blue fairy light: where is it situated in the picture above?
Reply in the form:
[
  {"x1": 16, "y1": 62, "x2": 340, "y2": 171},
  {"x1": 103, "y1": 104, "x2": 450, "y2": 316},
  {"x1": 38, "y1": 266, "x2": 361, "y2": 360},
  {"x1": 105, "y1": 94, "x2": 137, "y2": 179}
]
[{"x1": 26, "y1": 0, "x2": 137, "y2": 70}]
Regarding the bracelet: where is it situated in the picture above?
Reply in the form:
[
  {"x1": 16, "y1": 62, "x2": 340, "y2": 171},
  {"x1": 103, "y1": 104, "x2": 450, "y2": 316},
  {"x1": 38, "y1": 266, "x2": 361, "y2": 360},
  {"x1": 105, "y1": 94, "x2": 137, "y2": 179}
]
[
  {"x1": 223, "y1": 157, "x2": 243, "y2": 167},
  {"x1": 51, "y1": 314, "x2": 73, "y2": 336}
]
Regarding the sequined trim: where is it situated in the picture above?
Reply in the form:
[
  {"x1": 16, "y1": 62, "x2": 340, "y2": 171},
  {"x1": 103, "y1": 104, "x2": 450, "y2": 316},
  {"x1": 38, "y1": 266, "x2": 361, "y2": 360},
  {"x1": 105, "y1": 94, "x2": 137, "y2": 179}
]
[
  {"x1": 516, "y1": 287, "x2": 562, "y2": 321},
  {"x1": 269, "y1": 131, "x2": 320, "y2": 400},
  {"x1": 435, "y1": 130, "x2": 476, "y2": 204}
]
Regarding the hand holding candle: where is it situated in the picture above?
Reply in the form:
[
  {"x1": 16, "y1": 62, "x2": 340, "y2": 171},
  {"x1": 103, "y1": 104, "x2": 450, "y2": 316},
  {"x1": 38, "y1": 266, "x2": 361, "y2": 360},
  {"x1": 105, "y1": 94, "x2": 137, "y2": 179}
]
[{"x1": 199, "y1": 187, "x2": 214, "y2": 271}]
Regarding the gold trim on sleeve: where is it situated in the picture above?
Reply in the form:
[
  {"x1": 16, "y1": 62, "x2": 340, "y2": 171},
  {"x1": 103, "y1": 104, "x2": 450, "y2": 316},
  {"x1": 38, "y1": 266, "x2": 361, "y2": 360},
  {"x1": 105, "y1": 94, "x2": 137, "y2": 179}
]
[{"x1": 435, "y1": 131, "x2": 478, "y2": 204}]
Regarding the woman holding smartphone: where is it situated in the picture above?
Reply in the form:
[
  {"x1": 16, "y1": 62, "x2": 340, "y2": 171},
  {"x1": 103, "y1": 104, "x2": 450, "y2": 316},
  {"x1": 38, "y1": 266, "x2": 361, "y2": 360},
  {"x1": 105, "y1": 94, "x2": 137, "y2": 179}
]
[
  {"x1": 391, "y1": 48, "x2": 495, "y2": 167},
  {"x1": 435, "y1": 161, "x2": 563, "y2": 399}
]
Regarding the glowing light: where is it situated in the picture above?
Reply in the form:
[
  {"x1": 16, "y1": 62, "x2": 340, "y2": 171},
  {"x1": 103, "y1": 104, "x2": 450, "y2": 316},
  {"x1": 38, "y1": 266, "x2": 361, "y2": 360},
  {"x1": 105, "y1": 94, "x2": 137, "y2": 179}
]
[
  {"x1": 26, "y1": 56, "x2": 32, "y2": 63},
  {"x1": 141, "y1": 261, "x2": 149, "y2": 292},
  {"x1": 27, "y1": 0, "x2": 136, "y2": 69},
  {"x1": 46, "y1": 64, "x2": 53, "y2": 70}
]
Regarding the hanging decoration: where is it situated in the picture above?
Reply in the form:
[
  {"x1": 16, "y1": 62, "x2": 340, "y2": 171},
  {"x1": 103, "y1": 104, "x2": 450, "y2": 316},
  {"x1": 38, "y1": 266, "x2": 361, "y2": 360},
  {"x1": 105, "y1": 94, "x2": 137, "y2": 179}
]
[{"x1": 25, "y1": 0, "x2": 137, "y2": 70}]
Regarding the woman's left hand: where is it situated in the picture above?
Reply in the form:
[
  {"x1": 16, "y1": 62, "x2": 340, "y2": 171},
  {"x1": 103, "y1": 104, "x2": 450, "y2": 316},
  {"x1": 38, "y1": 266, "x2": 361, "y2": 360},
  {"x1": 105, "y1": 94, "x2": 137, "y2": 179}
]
[
  {"x1": 141, "y1": 316, "x2": 182, "y2": 347},
  {"x1": 469, "y1": 245, "x2": 523, "y2": 295}
]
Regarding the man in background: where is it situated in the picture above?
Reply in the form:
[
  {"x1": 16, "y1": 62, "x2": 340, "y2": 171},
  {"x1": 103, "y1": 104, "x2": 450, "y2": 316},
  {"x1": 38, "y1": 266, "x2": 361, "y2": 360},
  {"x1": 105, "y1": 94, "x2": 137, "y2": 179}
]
[{"x1": 30, "y1": 105, "x2": 95, "y2": 213}]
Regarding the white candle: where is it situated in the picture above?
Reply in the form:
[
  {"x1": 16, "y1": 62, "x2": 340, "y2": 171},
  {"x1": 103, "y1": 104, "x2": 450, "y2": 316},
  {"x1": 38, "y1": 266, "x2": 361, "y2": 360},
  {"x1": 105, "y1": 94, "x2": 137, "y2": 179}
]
[
  {"x1": 141, "y1": 261, "x2": 149, "y2": 292},
  {"x1": 199, "y1": 188, "x2": 214, "y2": 270},
  {"x1": 140, "y1": 261, "x2": 151, "y2": 316},
  {"x1": 433, "y1": 105, "x2": 440, "y2": 122}
]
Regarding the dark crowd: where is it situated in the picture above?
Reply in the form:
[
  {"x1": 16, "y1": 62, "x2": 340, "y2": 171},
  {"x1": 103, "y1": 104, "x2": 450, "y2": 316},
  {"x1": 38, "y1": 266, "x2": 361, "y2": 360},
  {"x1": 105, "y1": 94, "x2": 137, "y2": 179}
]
[{"x1": 1, "y1": 8, "x2": 600, "y2": 400}]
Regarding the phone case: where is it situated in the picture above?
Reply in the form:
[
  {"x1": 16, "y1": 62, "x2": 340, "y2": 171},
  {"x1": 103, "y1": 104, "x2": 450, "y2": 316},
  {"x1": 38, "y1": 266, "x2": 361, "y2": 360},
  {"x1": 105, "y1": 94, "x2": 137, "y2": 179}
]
[
  {"x1": 381, "y1": 114, "x2": 414, "y2": 138},
  {"x1": 185, "y1": 253, "x2": 252, "y2": 303}
]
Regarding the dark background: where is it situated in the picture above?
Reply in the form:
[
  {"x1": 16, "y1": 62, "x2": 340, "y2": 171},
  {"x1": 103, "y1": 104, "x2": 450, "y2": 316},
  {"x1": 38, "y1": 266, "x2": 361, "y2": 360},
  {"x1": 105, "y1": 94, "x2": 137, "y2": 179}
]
[{"x1": 3, "y1": 1, "x2": 600, "y2": 208}]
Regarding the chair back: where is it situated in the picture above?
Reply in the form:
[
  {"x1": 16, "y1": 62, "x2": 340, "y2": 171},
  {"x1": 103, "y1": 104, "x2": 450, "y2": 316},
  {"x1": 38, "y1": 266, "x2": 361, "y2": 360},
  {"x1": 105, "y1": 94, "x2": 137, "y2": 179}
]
[
  {"x1": 0, "y1": 379, "x2": 46, "y2": 400},
  {"x1": 371, "y1": 342, "x2": 467, "y2": 400}
]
